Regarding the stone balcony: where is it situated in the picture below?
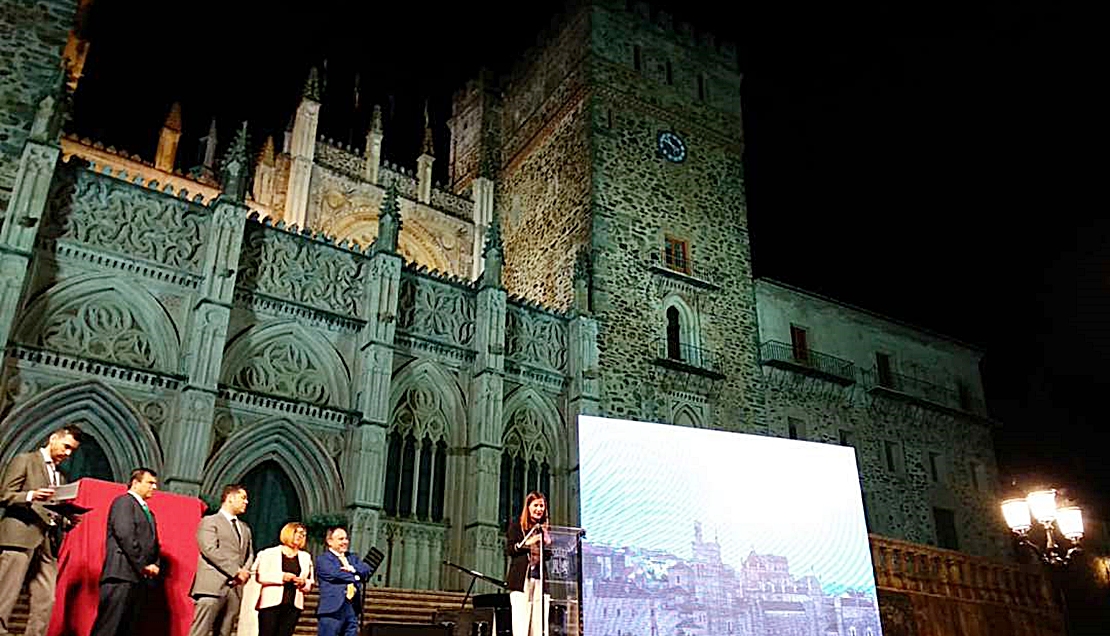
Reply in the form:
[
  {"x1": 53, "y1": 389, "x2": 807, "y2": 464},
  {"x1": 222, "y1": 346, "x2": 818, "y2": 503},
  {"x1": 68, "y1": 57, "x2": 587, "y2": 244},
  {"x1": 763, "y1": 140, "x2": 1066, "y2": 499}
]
[
  {"x1": 759, "y1": 340, "x2": 857, "y2": 385},
  {"x1": 861, "y1": 369, "x2": 991, "y2": 420}
]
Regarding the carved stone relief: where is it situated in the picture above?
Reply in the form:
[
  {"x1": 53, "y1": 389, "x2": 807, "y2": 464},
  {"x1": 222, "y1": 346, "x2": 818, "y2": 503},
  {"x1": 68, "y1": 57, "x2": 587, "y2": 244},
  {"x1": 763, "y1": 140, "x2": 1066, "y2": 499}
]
[
  {"x1": 237, "y1": 223, "x2": 365, "y2": 318},
  {"x1": 39, "y1": 298, "x2": 162, "y2": 371},
  {"x1": 230, "y1": 337, "x2": 336, "y2": 407},
  {"x1": 505, "y1": 306, "x2": 568, "y2": 371},
  {"x1": 396, "y1": 275, "x2": 475, "y2": 347},
  {"x1": 45, "y1": 169, "x2": 208, "y2": 272}
]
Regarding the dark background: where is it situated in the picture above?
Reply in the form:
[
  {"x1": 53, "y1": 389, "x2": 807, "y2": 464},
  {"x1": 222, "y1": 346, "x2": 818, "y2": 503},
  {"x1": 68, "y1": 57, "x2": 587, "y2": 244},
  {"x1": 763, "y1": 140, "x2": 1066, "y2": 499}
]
[{"x1": 68, "y1": 1, "x2": 1103, "y2": 517}]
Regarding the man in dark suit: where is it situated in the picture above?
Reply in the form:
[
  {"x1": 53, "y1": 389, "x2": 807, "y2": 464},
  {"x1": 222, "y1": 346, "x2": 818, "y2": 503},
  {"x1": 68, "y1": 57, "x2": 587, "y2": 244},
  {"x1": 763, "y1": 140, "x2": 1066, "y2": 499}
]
[
  {"x1": 89, "y1": 467, "x2": 161, "y2": 636},
  {"x1": 316, "y1": 527, "x2": 372, "y2": 636},
  {"x1": 187, "y1": 484, "x2": 253, "y2": 636},
  {"x1": 0, "y1": 425, "x2": 82, "y2": 636}
]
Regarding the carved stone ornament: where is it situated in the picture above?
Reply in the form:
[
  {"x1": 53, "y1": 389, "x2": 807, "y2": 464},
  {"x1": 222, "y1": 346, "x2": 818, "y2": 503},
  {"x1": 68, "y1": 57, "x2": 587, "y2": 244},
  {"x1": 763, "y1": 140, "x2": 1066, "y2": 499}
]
[
  {"x1": 396, "y1": 276, "x2": 475, "y2": 347},
  {"x1": 39, "y1": 299, "x2": 162, "y2": 370},
  {"x1": 502, "y1": 408, "x2": 551, "y2": 463},
  {"x1": 391, "y1": 385, "x2": 449, "y2": 441},
  {"x1": 505, "y1": 307, "x2": 568, "y2": 371},
  {"x1": 45, "y1": 170, "x2": 208, "y2": 272},
  {"x1": 230, "y1": 337, "x2": 335, "y2": 407},
  {"x1": 237, "y1": 224, "x2": 364, "y2": 318}
]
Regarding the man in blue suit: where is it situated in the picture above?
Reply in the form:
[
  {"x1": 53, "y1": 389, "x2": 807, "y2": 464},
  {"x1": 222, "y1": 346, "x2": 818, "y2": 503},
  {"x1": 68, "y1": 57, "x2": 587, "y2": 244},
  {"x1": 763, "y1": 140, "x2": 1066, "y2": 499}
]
[{"x1": 316, "y1": 527, "x2": 371, "y2": 636}]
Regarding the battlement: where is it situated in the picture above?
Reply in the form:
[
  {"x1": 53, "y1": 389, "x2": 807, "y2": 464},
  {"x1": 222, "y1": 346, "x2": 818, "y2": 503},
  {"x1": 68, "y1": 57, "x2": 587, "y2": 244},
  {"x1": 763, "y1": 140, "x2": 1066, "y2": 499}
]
[
  {"x1": 247, "y1": 210, "x2": 374, "y2": 258},
  {"x1": 312, "y1": 137, "x2": 473, "y2": 221},
  {"x1": 62, "y1": 152, "x2": 220, "y2": 207},
  {"x1": 621, "y1": 1, "x2": 738, "y2": 66},
  {"x1": 60, "y1": 135, "x2": 284, "y2": 217},
  {"x1": 498, "y1": 0, "x2": 739, "y2": 86},
  {"x1": 450, "y1": 68, "x2": 499, "y2": 117}
]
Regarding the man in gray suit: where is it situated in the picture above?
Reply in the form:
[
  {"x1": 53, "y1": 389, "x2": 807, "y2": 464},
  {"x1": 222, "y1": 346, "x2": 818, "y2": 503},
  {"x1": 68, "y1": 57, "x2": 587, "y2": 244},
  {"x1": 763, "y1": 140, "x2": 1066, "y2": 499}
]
[
  {"x1": 0, "y1": 425, "x2": 81, "y2": 636},
  {"x1": 187, "y1": 484, "x2": 253, "y2": 636}
]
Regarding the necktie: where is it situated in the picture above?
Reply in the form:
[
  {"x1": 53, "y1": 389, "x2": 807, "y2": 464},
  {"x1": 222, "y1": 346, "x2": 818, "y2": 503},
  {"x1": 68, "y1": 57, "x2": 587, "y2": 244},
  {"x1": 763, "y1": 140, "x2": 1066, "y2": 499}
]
[
  {"x1": 231, "y1": 518, "x2": 242, "y2": 546},
  {"x1": 46, "y1": 462, "x2": 57, "y2": 487},
  {"x1": 140, "y1": 502, "x2": 154, "y2": 525},
  {"x1": 338, "y1": 554, "x2": 356, "y2": 600}
]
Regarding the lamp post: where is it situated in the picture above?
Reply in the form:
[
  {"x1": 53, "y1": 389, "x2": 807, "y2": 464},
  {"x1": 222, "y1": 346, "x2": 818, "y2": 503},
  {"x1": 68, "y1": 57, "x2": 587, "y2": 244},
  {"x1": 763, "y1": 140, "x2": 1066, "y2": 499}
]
[
  {"x1": 1001, "y1": 488, "x2": 1084, "y2": 566},
  {"x1": 1001, "y1": 488, "x2": 1083, "y2": 635}
]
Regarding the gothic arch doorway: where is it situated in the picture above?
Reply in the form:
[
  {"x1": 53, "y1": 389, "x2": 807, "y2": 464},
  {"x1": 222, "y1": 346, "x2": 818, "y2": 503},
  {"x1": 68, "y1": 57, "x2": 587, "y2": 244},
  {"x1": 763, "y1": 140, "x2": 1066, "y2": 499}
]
[
  {"x1": 239, "y1": 460, "x2": 303, "y2": 550},
  {"x1": 65, "y1": 435, "x2": 113, "y2": 482},
  {"x1": 0, "y1": 380, "x2": 162, "y2": 482}
]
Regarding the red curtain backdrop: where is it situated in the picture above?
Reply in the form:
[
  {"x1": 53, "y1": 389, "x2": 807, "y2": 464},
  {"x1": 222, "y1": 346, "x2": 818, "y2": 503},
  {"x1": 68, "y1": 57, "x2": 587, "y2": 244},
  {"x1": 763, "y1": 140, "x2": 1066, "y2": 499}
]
[{"x1": 48, "y1": 478, "x2": 205, "y2": 636}]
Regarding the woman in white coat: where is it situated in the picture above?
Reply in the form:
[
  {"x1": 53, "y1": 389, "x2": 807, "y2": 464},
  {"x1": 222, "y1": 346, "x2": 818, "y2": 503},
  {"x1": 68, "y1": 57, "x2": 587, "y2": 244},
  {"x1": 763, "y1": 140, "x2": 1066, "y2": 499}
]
[{"x1": 238, "y1": 522, "x2": 314, "y2": 636}]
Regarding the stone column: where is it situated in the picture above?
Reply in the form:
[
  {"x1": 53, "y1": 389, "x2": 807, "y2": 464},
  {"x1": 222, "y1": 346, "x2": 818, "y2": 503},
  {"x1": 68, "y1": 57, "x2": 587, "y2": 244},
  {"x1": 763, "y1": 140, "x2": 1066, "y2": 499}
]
[
  {"x1": 163, "y1": 197, "x2": 247, "y2": 495},
  {"x1": 470, "y1": 176, "x2": 494, "y2": 280},
  {"x1": 0, "y1": 139, "x2": 59, "y2": 352},
  {"x1": 462, "y1": 221, "x2": 508, "y2": 587},
  {"x1": 564, "y1": 313, "x2": 599, "y2": 526},
  {"x1": 283, "y1": 69, "x2": 320, "y2": 228},
  {"x1": 362, "y1": 105, "x2": 384, "y2": 185},
  {"x1": 344, "y1": 188, "x2": 403, "y2": 555}
]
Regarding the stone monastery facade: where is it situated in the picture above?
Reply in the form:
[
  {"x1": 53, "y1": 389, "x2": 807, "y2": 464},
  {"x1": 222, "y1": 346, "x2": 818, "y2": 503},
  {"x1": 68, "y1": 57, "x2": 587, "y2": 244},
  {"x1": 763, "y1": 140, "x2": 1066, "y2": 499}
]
[{"x1": 0, "y1": 0, "x2": 1006, "y2": 592}]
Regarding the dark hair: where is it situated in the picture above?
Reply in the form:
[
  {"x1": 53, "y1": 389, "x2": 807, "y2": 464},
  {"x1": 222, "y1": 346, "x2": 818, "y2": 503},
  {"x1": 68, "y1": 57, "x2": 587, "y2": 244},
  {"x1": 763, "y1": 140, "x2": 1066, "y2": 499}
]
[
  {"x1": 129, "y1": 467, "x2": 157, "y2": 486},
  {"x1": 519, "y1": 491, "x2": 548, "y2": 531},
  {"x1": 51, "y1": 425, "x2": 83, "y2": 444},
  {"x1": 325, "y1": 526, "x2": 349, "y2": 541},
  {"x1": 220, "y1": 484, "x2": 246, "y2": 503}
]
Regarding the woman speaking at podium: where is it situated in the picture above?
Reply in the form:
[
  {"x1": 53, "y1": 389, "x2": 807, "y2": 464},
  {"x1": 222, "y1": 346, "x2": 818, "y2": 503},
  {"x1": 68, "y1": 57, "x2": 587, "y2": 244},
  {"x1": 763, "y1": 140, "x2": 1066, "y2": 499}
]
[{"x1": 505, "y1": 491, "x2": 552, "y2": 636}]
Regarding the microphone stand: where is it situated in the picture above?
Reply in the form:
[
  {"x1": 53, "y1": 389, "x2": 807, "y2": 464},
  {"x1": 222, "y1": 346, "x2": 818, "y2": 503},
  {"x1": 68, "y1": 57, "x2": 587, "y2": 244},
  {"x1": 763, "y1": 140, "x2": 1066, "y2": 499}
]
[
  {"x1": 539, "y1": 525, "x2": 547, "y2": 636},
  {"x1": 441, "y1": 560, "x2": 509, "y2": 609}
]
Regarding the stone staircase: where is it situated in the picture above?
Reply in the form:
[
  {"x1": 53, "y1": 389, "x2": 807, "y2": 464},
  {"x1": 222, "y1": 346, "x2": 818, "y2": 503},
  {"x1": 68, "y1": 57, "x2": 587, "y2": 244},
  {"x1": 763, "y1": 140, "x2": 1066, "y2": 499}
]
[{"x1": 6, "y1": 587, "x2": 470, "y2": 634}]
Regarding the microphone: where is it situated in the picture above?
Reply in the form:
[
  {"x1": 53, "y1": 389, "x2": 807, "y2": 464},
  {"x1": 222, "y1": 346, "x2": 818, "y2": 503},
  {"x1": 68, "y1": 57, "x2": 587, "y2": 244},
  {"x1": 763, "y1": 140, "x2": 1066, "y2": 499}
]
[{"x1": 515, "y1": 524, "x2": 542, "y2": 551}]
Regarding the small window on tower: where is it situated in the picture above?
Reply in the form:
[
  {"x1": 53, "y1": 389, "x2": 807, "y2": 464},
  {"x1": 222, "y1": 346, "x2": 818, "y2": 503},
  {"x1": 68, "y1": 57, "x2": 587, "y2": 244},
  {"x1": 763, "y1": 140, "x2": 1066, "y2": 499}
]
[
  {"x1": 665, "y1": 60, "x2": 674, "y2": 85},
  {"x1": 697, "y1": 74, "x2": 707, "y2": 101},
  {"x1": 664, "y1": 237, "x2": 690, "y2": 274},
  {"x1": 633, "y1": 45, "x2": 642, "y2": 72}
]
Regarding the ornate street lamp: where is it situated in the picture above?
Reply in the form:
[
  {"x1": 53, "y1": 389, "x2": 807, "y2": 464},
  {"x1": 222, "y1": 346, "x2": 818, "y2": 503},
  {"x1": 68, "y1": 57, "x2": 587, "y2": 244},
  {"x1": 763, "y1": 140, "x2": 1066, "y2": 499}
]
[{"x1": 1001, "y1": 488, "x2": 1084, "y2": 566}]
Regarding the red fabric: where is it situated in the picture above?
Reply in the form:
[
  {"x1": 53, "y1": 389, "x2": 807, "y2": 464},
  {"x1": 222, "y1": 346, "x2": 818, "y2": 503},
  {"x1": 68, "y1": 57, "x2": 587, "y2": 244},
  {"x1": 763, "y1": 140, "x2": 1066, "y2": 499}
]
[{"x1": 47, "y1": 478, "x2": 206, "y2": 636}]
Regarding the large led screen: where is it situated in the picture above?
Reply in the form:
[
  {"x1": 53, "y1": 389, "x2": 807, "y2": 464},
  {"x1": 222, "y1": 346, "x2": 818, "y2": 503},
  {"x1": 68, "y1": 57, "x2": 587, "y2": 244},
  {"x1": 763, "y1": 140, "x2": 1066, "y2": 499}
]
[{"x1": 578, "y1": 415, "x2": 882, "y2": 636}]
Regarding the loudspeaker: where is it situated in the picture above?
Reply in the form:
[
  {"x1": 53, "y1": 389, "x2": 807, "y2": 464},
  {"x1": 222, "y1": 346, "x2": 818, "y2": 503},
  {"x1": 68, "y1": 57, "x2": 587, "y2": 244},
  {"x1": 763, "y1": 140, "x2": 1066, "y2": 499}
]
[{"x1": 363, "y1": 623, "x2": 452, "y2": 636}]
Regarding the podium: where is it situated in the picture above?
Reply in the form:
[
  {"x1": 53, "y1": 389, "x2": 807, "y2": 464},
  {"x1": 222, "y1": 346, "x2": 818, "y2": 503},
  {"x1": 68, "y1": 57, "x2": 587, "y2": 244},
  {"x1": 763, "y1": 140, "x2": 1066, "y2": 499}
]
[
  {"x1": 544, "y1": 526, "x2": 584, "y2": 636},
  {"x1": 46, "y1": 478, "x2": 206, "y2": 636}
]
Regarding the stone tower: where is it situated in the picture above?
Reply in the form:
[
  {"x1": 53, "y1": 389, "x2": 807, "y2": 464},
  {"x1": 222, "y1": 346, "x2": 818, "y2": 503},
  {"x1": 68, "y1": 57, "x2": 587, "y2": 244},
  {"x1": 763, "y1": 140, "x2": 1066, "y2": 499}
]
[
  {"x1": 451, "y1": 0, "x2": 764, "y2": 429},
  {"x1": 0, "y1": 0, "x2": 80, "y2": 210}
]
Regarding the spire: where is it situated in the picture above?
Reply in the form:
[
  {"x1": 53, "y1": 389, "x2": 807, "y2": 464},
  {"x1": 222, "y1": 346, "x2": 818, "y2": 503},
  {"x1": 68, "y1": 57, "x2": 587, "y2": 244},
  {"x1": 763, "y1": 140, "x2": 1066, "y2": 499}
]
[
  {"x1": 303, "y1": 67, "x2": 321, "y2": 102},
  {"x1": 220, "y1": 121, "x2": 251, "y2": 202},
  {"x1": 371, "y1": 104, "x2": 383, "y2": 134},
  {"x1": 375, "y1": 181, "x2": 402, "y2": 253},
  {"x1": 363, "y1": 105, "x2": 384, "y2": 184},
  {"x1": 480, "y1": 207, "x2": 503, "y2": 288},
  {"x1": 201, "y1": 118, "x2": 218, "y2": 169},
  {"x1": 164, "y1": 102, "x2": 182, "y2": 132},
  {"x1": 421, "y1": 100, "x2": 434, "y2": 156},
  {"x1": 253, "y1": 135, "x2": 277, "y2": 206},
  {"x1": 29, "y1": 61, "x2": 72, "y2": 142},
  {"x1": 155, "y1": 102, "x2": 183, "y2": 172},
  {"x1": 259, "y1": 135, "x2": 275, "y2": 167}
]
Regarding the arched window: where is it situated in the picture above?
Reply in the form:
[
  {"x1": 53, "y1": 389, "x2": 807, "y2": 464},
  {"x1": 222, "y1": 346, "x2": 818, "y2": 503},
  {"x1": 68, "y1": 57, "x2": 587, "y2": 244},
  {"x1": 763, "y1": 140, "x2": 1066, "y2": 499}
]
[
  {"x1": 662, "y1": 296, "x2": 701, "y2": 367},
  {"x1": 498, "y1": 408, "x2": 553, "y2": 529},
  {"x1": 666, "y1": 306, "x2": 682, "y2": 360},
  {"x1": 383, "y1": 386, "x2": 449, "y2": 522}
]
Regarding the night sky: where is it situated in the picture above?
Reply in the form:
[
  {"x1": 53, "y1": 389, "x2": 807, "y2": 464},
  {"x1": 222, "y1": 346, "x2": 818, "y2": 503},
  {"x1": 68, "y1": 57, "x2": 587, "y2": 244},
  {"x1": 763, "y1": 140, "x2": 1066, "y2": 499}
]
[{"x1": 68, "y1": 2, "x2": 1104, "y2": 515}]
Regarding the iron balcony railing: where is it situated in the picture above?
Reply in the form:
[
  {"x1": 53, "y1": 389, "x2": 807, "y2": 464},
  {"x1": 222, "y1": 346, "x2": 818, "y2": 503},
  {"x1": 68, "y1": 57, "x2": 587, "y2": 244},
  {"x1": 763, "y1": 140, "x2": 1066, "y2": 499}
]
[
  {"x1": 860, "y1": 368, "x2": 987, "y2": 416},
  {"x1": 759, "y1": 340, "x2": 856, "y2": 384},
  {"x1": 654, "y1": 339, "x2": 722, "y2": 376}
]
